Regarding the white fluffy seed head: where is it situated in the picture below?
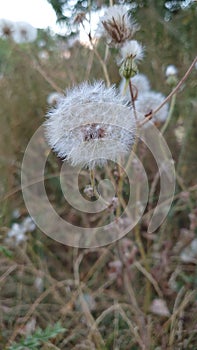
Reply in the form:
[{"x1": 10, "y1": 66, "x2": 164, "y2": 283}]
[
  {"x1": 0, "y1": 19, "x2": 15, "y2": 39},
  {"x1": 165, "y1": 65, "x2": 178, "y2": 77},
  {"x1": 119, "y1": 40, "x2": 144, "y2": 63},
  {"x1": 44, "y1": 81, "x2": 136, "y2": 169},
  {"x1": 131, "y1": 74, "x2": 150, "y2": 93},
  {"x1": 13, "y1": 21, "x2": 37, "y2": 43},
  {"x1": 135, "y1": 91, "x2": 169, "y2": 126},
  {"x1": 100, "y1": 5, "x2": 139, "y2": 46}
]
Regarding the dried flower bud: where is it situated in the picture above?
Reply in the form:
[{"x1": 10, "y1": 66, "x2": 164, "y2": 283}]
[
  {"x1": 119, "y1": 56, "x2": 139, "y2": 79},
  {"x1": 165, "y1": 65, "x2": 178, "y2": 87},
  {"x1": 100, "y1": 5, "x2": 139, "y2": 47},
  {"x1": 74, "y1": 12, "x2": 86, "y2": 25},
  {"x1": 118, "y1": 40, "x2": 144, "y2": 79}
]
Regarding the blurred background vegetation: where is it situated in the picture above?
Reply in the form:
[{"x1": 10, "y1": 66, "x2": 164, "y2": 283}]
[{"x1": 0, "y1": 0, "x2": 197, "y2": 349}]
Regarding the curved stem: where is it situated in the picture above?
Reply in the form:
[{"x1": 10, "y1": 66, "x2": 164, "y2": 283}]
[
  {"x1": 33, "y1": 61, "x2": 63, "y2": 93},
  {"x1": 92, "y1": 46, "x2": 111, "y2": 87},
  {"x1": 161, "y1": 93, "x2": 177, "y2": 134},
  {"x1": 155, "y1": 56, "x2": 196, "y2": 114},
  {"x1": 12, "y1": 43, "x2": 63, "y2": 93},
  {"x1": 139, "y1": 55, "x2": 197, "y2": 127},
  {"x1": 79, "y1": 19, "x2": 111, "y2": 86}
]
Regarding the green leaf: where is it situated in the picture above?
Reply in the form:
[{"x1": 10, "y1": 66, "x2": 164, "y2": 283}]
[
  {"x1": 9, "y1": 322, "x2": 66, "y2": 350},
  {"x1": 0, "y1": 245, "x2": 13, "y2": 258}
]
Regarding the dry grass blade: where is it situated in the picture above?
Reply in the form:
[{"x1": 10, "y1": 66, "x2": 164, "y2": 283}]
[
  {"x1": 134, "y1": 261, "x2": 163, "y2": 298},
  {"x1": 168, "y1": 288, "x2": 195, "y2": 347}
]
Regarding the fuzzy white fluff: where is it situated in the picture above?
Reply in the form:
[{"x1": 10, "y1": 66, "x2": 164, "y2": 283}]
[
  {"x1": 13, "y1": 21, "x2": 37, "y2": 43},
  {"x1": 135, "y1": 91, "x2": 168, "y2": 125},
  {"x1": 165, "y1": 65, "x2": 178, "y2": 77},
  {"x1": 0, "y1": 19, "x2": 15, "y2": 39},
  {"x1": 131, "y1": 74, "x2": 150, "y2": 93},
  {"x1": 44, "y1": 81, "x2": 136, "y2": 169},
  {"x1": 47, "y1": 92, "x2": 63, "y2": 105},
  {"x1": 120, "y1": 40, "x2": 144, "y2": 63},
  {"x1": 101, "y1": 5, "x2": 131, "y2": 21}
]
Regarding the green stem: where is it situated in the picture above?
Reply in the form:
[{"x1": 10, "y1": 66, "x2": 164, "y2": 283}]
[
  {"x1": 129, "y1": 79, "x2": 138, "y2": 122},
  {"x1": 90, "y1": 169, "x2": 99, "y2": 199},
  {"x1": 161, "y1": 93, "x2": 177, "y2": 134}
]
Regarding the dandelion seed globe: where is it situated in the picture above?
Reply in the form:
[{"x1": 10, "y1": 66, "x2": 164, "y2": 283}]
[
  {"x1": 44, "y1": 81, "x2": 136, "y2": 169},
  {"x1": 0, "y1": 19, "x2": 15, "y2": 39},
  {"x1": 13, "y1": 21, "x2": 37, "y2": 44}
]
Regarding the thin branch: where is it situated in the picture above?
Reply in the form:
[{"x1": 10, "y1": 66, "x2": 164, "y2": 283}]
[
  {"x1": 139, "y1": 56, "x2": 197, "y2": 127},
  {"x1": 33, "y1": 61, "x2": 64, "y2": 94}
]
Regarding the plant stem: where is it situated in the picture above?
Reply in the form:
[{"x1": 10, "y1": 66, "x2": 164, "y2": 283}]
[
  {"x1": 129, "y1": 79, "x2": 138, "y2": 122},
  {"x1": 139, "y1": 55, "x2": 197, "y2": 127},
  {"x1": 92, "y1": 46, "x2": 111, "y2": 87},
  {"x1": 90, "y1": 169, "x2": 99, "y2": 199},
  {"x1": 87, "y1": 31, "x2": 111, "y2": 87},
  {"x1": 161, "y1": 93, "x2": 177, "y2": 134},
  {"x1": 33, "y1": 61, "x2": 63, "y2": 93},
  {"x1": 116, "y1": 162, "x2": 123, "y2": 218}
]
